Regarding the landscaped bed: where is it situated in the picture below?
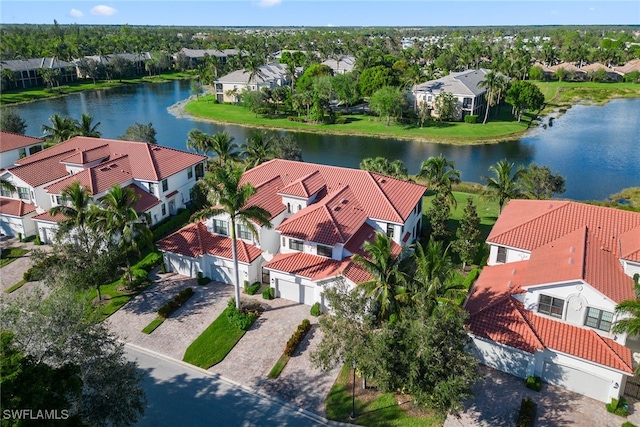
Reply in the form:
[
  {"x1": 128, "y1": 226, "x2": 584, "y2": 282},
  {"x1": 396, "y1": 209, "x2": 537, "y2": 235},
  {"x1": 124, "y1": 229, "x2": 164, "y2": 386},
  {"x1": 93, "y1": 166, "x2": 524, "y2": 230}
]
[{"x1": 0, "y1": 247, "x2": 28, "y2": 268}]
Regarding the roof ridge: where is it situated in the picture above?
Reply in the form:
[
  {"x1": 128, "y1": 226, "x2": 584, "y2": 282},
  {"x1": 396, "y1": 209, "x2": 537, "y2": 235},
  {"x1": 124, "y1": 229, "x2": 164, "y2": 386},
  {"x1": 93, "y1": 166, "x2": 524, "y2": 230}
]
[
  {"x1": 512, "y1": 301, "x2": 546, "y2": 350},
  {"x1": 467, "y1": 291, "x2": 513, "y2": 316},
  {"x1": 323, "y1": 204, "x2": 347, "y2": 243},
  {"x1": 365, "y1": 171, "x2": 402, "y2": 222},
  {"x1": 195, "y1": 222, "x2": 206, "y2": 258},
  {"x1": 142, "y1": 144, "x2": 160, "y2": 181},
  {"x1": 490, "y1": 201, "x2": 572, "y2": 246},
  {"x1": 590, "y1": 329, "x2": 633, "y2": 373}
]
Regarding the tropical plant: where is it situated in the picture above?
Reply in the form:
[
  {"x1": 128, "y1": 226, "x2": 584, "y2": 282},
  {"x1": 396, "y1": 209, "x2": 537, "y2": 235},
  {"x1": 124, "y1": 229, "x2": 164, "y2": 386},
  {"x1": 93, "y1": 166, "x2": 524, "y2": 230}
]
[
  {"x1": 0, "y1": 109, "x2": 27, "y2": 134},
  {"x1": 359, "y1": 157, "x2": 408, "y2": 179},
  {"x1": 0, "y1": 178, "x2": 16, "y2": 194},
  {"x1": 49, "y1": 181, "x2": 94, "y2": 247},
  {"x1": 209, "y1": 132, "x2": 241, "y2": 166},
  {"x1": 186, "y1": 129, "x2": 210, "y2": 156},
  {"x1": 484, "y1": 159, "x2": 525, "y2": 213},
  {"x1": 452, "y1": 196, "x2": 482, "y2": 270},
  {"x1": 118, "y1": 122, "x2": 157, "y2": 144},
  {"x1": 194, "y1": 163, "x2": 272, "y2": 309},
  {"x1": 418, "y1": 154, "x2": 461, "y2": 207},
  {"x1": 520, "y1": 162, "x2": 566, "y2": 200},
  {"x1": 242, "y1": 131, "x2": 277, "y2": 169},
  {"x1": 42, "y1": 114, "x2": 77, "y2": 143},
  {"x1": 478, "y1": 71, "x2": 508, "y2": 125},
  {"x1": 74, "y1": 113, "x2": 101, "y2": 137}
]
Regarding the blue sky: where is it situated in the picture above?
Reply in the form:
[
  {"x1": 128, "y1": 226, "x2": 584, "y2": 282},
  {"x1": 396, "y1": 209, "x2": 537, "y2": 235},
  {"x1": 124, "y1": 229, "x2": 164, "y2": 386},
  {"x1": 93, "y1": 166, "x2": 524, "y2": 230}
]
[{"x1": 1, "y1": 1, "x2": 638, "y2": 26}]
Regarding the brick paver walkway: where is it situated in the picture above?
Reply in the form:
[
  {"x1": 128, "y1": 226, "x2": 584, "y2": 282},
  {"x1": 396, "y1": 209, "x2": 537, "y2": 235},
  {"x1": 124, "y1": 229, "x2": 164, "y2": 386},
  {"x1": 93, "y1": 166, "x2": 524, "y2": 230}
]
[
  {"x1": 445, "y1": 365, "x2": 640, "y2": 427},
  {"x1": 1, "y1": 237, "x2": 50, "y2": 299}
]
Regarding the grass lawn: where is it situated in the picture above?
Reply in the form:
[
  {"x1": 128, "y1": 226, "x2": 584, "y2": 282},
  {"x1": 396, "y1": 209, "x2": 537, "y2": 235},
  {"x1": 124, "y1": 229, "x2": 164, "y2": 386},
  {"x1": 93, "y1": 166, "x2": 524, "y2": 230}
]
[
  {"x1": 183, "y1": 307, "x2": 246, "y2": 369},
  {"x1": 0, "y1": 247, "x2": 29, "y2": 268},
  {"x1": 268, "y1": 354, "x2": 290, "y2": 379},
  {"x1": 325, "y1": 364, "x2": 445, "y2": 427},
  {"x1": 142, "y1": 318, "x2": 165, "y2": 334},
  {"x1": 184, "y1": 96, "x2": 530, "y2": 144},
  {"x1": 4, "y1": 279, "x2": 27, "y2": 294},
  {"x1": 0, "y1": 71, "x2": 194, "y2": 105},
  {"x1": 533, "y1": 81, "x2": 640, "y2": 116}
]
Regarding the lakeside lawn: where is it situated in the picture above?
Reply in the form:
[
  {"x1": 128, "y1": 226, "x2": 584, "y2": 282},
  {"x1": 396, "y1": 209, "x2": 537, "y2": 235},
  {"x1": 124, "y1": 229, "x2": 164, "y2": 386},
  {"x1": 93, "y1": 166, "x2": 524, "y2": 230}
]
[
  {"x1": 533, "y1": 81, "x2": 640, "y2": 115},
  {"x1": 0, "y1": 71, "x2": 194, "y2": 105},
  {"x1": 184, "y1": 95, "x2": 531, "y2": 145}
]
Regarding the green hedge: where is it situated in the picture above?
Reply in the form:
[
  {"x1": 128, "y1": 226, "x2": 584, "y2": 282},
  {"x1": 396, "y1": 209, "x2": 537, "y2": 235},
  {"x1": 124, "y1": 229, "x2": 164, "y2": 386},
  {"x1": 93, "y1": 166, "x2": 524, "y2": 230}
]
[
  {"x1": 284, "y1": 319, "x2": 311, "y2": 357},
  {"x1": 310, "y1": 302, "x2": 321, "y2": 317},
  {"x1": 246, "y1": 282, "x2": 261, "y2": 295},
  {"x1": 262, "y1": 287, "x2": 275, "y2": 300},
  {"x1": 158, "y1": 287, "x2": 195, "y2": 319},
  {"x1": 606, "y1": 397, "x2": 629, "y2": 417},
  {"x1": 518, "y1": 397, "x2": 536, "y2": 427},
  {"x1": 226, "y1": 298, "x2": 259, "y2": 331},
  {"x1": 197, "y1": 271, "x2": 210, "y2": 286},
  {"x1": 135, "y1": 251, "x2": 163, "y2": 271},
  {"x1": 524, "y1": 375, "x2": 541, "y2": 392},
  {"x1": 464, "y1": 114, "x2": 479, "y2": 124},
  {"x1": 152, "y1": 209, "x2": 193, "y2": 241}
]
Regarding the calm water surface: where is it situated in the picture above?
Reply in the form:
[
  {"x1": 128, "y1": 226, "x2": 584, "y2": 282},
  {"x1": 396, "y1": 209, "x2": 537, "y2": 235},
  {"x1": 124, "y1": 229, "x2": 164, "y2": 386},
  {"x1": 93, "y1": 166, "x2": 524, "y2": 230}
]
[{"x1": 12, "y1": 80, "x2": 640, "y2": 201}]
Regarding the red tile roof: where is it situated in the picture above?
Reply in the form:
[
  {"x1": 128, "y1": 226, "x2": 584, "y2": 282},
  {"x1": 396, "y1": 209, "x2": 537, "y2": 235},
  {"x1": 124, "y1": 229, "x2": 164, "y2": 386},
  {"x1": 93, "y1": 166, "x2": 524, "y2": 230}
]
[
  {"x1": 0, "y1": 131, "x2": 44, "y2": 153},
  {"x1": 343, "y1": 222, "x2": 402, "y2": 258},
  {"x1": 278, "y1": 170, "x2": 326, "y2": 198},
  {"x1": 126, "y1": 184, "x2": 161, "y2": 213},
  {"x1": 157, "y1": 222, "x2": 262, "y2": 263},
  {"x1": 264, "y1": 252, "x2": 345, "y2": 281},
  {"x1": 45, "y1": 155, "x2": 134, "y2": 195},
  {"x1": 240, "y1": 159, "x2": 426, "y2": 224},
  {"x1": 0, "y1": 197, "x2": 37, "y2": 217},
  {"x1": 9, "y1": 150, "x2": 75, "y2": 187},
  {"x1": 59, "y1": 144, "x2": 111, "y2": 165},
  {"x1": 276, "y1": 186, "x2": 368, "y2": 246},
  {"x1": 620, "y1": 225, "x2": 640, "y2": 263},
  {"x1": 32, "y1": 210, "x2": 67, "y2": 223},
  {"x1": 244, "y1": 175, "x2": 286, "y2": 220}
]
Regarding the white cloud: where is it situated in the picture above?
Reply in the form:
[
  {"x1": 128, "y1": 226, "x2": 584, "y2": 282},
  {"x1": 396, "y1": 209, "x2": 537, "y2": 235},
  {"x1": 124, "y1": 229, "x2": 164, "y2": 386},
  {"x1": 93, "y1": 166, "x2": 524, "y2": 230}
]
[
  {"x1": 69, "y1": 8, "x2": 83, "y2": 18},
  {"x1": 589, "y1": 6, "x2": 596, "y2": 11},
  {"x1": 91, "y1": 5, "x2": 117, "y2": 16},
  {"x1": 258, "y1": 0, "x2": 281, "y2": 8}
]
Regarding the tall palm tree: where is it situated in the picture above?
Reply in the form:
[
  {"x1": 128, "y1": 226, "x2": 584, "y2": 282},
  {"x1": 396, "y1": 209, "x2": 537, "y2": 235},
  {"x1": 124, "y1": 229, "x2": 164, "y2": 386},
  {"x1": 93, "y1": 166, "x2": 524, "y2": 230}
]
[
  {"x1": 186, "y1": 129, "x2": 210, "y2": 156},
  {"x1": 353, "y1": 232, "x2": 409, "y2": 322},
  {"x1": 209, "y1": 132, "x2": 241, "y2": 166},
  {"x1": 74, "y1": 113, "x2": 101, "y2": 137},
  {"x1": 49, "y1": 181, "x2": 93, "y2": 247},
  {"x1": 478, "y1": 71, "x2": 499, "y2": 125},
  {"x1": 417, "y1": 154, "x2": 461, "y2": 208},
  {"x1": 195, "y1": 163, "x2": 272, "y2": 309},
  {"x1": 484, "y1": 159, "x2": 525, "y2": 213},
  {"x1": 242, "y1": 131, "x2": 276, "y2": 169},
  {"x1": 0, "y1": 178, "x2": 16, "y2": 194},
  {"x1": 42, "y1": 114, "x2": 77, "y2": 143}
]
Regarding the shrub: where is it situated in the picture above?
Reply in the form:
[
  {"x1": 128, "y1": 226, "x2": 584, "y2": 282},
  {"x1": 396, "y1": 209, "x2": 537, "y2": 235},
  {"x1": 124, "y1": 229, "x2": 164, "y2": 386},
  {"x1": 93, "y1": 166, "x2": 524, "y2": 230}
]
[
  {"x1": 335, "y1": 117, "x2": 347, "y2": 124},
  {"x1": 246, "y1": 282, "x2": 261, "y2": 295},
  {"x1": 125, "y1": 268, "x2": 149, "y2": 290},
  {"x1": 135, "y1": 251, "x2": 163, "y2": 271},
  {"x1": 262, "y1": 287, "x2": 275, "y2": 300},
  {"x1": 284, "y1": 318, "x2": 312, "y2": 357},
  {"x1": 288, "y1": 116, "x2": 306, "y2": 123},
  {"x1": 151, "y1": 209, "x2": 193, "y2": 241},
  {"x1": 524, "y1": 375, "x2": 542, "y2": 392},
  {"x1": 160, "y1": 263, "x2": 167, "y2": 273},
  {"x1": 464, "y1": 114, "x2": 478, "y2": 124},
  {"x1": 158, "y1": 287, "x2": 195, "y2": 318},
  {"x1": 310, "y1": 302, "x2": 321, "y2": 317},
  {"x1": 518, "y1": 397, "x2": 536, "y2": 427},
  {"x1": 243, "y1": 280, "x2": 249, "y2": 292},
  {"x1": 225, "y1": 301, "x2": 259, "y2": 331},
  {"x1": 34, "y1": 234, "x2": 42, "y2": 246},
  {"x1": 606, "y1": 397, "x2": 629, "y2": 417},
  {"x1": 463, "y1": 268, "x2": 482, "y2": 288},
  {"x1": 197, "y1": 271, "x2": 210, "y2": 286},
  {"x1": 17, "y1": 232, "x2": 22, "y2": 242},
  {"x1": 621, "y1": 422, "x2": 637, "y2": 427}
]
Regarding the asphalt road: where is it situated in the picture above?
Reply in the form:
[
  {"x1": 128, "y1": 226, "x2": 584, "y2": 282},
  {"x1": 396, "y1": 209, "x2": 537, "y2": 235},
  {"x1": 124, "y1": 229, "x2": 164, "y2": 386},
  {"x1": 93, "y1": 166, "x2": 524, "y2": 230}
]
[{"x1": 125, "y1": 344, "x2": 331, "y2": 427}]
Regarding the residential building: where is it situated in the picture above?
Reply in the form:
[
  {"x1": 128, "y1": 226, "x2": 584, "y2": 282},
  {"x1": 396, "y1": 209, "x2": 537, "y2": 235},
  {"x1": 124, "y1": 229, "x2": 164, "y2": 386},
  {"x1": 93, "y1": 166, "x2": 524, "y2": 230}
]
[
  {"x1": 0, "y1": 136, "x2": 206, "y2": 241},
  {"x1": 321, "y1": 55, "x2": 356, "y2": 74},
  {"x1": 408, "y1": 68, "x2": 491, "y2": 119},
  {"x1": 214, "y1": 62, "x2": 290, "y2": 103},
  {"x1": 0, "y1": 131, "x2": 44, "y2": 169},
  {"x1": 465, "y1": 199, "x2": 640, "y2": 403},
  {"x1": 158, "y1": 159, "x2": 426, "y2": 307},
  {"x1": 175, "y1": 48, "x2": 242, "y2": 68},
  {"x1": 76, "y1": 52, "x2": 153, "y2": 76},
  {"x1": 0, "y1": 57, "x2": 78, "y2": 90}
]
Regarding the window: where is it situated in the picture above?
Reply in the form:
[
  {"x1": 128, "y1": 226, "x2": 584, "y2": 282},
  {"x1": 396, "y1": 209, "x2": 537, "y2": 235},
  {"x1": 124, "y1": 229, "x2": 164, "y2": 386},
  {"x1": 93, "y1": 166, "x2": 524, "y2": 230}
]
[
  {"x1": 297, "y1": 204, "x2": 302, "y2": 212},
  {"x1": 237, "y1": 224, "x2": 252, "y2": 240},
  {"x1": 585, "y1": 307, "x2": 613, "y2": 332},
  {"x1": 55, "y1": 195, "x2": 62, "y2": 205},
  {"x1": 18, "y1": 148, "x2": 26, "y2": 158},
  {"x1": 187, "y1": 167, "x2": 193, "y2": 179},
  {"x1": 17, "y1": 187, "x2": 29, "y2": 200},
  {"x1": 386, "y1": 223, "x2": 394, "y2": 239},
  {"x1": 317, "y1": 245, "x2": 332, "y2": 258},
  {"x1": 213, "y1": 219, "x2": 228, "y2": 236},
  {"x1": 538, "y1": 295, "x2": 564, "y2": 318},
  {"x1": 162, "y1": 179, "x2": 168, "y2": 192},
  {"x1": 290, "y1": 239, "x2": 304, "y2": 251},
  {"x1": 161, "y1": 203, "x2": 166, "y2": 216},
  {"x1": 463, "y1": 97, "x2": 472, "y2": 108},
  {"x1": 287, "y1": 203, "x2": 291, "y2": 213},
  {"x1": 496, "y1": 246, "x2": 507, "y2": 263},
  {"x1": 148, "y1": 182, "x2": 156, "y2": 195},
  {"x1": 0, "y1": 188, "x2": 11, "y2": 197}
]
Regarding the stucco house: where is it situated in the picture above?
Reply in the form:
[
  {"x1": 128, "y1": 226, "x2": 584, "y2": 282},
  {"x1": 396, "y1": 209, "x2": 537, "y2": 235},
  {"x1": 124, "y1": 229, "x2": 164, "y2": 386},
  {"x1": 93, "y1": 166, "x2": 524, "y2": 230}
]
[
  {"x1": 0, "y1": 57, "x2": 77, "y2": 90},
  {"x1": 0, "y1": 136, "x2": 206, "y2": 242},
  {"x1": 157, "y1": 159, "x2": 426, "y2": 307},
  {"x1": 0, "y1": 131, "x2": 44, "y2": 169},
  {"x1": 465, "y1": 199, "x2": 640, "y2": 403},
  {"x1": 174, "y1": 48, "x2": 242, "y2": 68},
  {"x1": 408, "y1": 68, "x2": 491, "y2": 119},
  {"x1": 214, "y1": 62, "x2": 290, "y2": 103},
  {"x1": 321, "y1": 55, "x2": 356, "y2": 74}
]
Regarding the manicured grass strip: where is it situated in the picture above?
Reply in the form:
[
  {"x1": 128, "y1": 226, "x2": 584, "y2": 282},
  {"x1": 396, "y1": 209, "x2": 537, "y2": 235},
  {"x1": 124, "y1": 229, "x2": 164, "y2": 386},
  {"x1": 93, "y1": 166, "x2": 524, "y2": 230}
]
[
  {"x1": 268, "y1": 354, "x2": 290, "y2": 379},
  {"x1": 141, "y1": 318, "x2": 165, "y2": 334},
  {"x1": 183, "y1": 307, "x2": 246, "y2": 369},
  {"x1": 5, "y1": 279, "x2": 27, "y2": 294},
  {"x1": 325, "y1": 364, "x2": 445, "y2": 426},
  {"x1": 0, "y1": 247, "x2": 28, "y2": 268}
]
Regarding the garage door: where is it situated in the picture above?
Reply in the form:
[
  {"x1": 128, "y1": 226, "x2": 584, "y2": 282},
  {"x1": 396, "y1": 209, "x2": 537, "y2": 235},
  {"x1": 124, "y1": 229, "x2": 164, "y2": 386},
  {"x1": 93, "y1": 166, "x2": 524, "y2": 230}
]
[
  {"x1": 210, "y1": 264, "x2": 232, "y2": 284},
  {"x1": 277, "y1": 279, "x2": 315, "y2": 306},
  {"x1": 542, "y1": 360, "x2": 610, "y2": 402}
]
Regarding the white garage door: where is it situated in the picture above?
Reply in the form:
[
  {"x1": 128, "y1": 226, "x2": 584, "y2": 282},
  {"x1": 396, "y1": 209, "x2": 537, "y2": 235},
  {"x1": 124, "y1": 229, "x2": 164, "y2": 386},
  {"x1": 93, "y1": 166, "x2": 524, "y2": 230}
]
[
  {"x1": 210, "y1": 264, "x2": 232, "y2": 284},
  {"x1": 542, "y1": 360, "x2": 610, "y2": 402},
  {"x1": 278, "y1": 279, "x2": 315, "y2": 306}
]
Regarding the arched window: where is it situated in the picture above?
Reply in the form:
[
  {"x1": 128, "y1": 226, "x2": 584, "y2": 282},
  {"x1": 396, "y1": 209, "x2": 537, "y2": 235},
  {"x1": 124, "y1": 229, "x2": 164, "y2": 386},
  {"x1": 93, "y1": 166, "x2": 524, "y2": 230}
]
[
  {"x1": 287, "y1": 203, "x2": 291, "y2": 213},
  {"x1": 297, "y1": 204, "x2": 302, "y2": 212}
]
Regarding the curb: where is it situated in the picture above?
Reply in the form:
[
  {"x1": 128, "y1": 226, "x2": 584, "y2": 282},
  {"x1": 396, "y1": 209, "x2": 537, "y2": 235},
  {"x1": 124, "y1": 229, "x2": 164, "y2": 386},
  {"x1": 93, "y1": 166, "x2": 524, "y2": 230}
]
[{"x1": 124, "y1": 342, "x2": 349, "y2": 426}]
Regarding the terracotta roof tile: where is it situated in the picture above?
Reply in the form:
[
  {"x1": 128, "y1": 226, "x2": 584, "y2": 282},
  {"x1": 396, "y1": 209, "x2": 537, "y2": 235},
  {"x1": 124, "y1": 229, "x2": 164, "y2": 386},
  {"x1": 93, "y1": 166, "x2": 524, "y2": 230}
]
[
  {"x1": 264, "y1": 252, "x2": 344, "y2": 281},
  {"x1": 0, "y1": 131, "x2": 44, "y2": 153},
  {"x1": 620, "y1": 225, "x2": 640, "y2": 263},
  {"x1": 464, "y1": 261, "x2": 528, "y2": 315},
  {"x1": 0, "y1": 197, "x2": 37, "y2": 217},
  {"x1": 278, "y1": 170, "x2": 326, "y2": 198},
  {"x1": 59, "y1": 144, "x2": 111, "y2": 165},
  {"x1": 344, "y1": 223, "x2": 402, "y2": 258},
  {"x1": 32, "y1": 210, "x2": 67, "y2": 223},
  {"x1": 45, "y1": 155, "x2": 133, "y2": 195},
  {"x1": 9, "y1": 150, "x2": 75, "y2": 187},
  {"x1": 125, "y1": 184, "x2": 161, "y2": 213},
  {"x1": 244, "y1": 175, "x2": 286, "y2": 219},
  {"x1": 157, "y1": 222, "x2": 261, "y2": 263}
]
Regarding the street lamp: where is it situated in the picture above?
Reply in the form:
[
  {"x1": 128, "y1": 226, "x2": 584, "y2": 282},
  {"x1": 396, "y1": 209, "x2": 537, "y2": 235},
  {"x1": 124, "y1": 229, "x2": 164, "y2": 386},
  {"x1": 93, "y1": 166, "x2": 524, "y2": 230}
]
[{"x1": 349, "y1": 359, "x2": 357, "y2": 420}]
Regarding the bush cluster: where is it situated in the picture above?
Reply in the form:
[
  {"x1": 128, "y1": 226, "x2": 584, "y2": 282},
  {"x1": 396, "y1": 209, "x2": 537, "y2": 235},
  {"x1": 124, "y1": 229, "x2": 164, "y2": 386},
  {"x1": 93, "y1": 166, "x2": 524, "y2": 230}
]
[
  {"x1": 288, "y1": 116, "x2": 306, "y2": 123},
  {"x1": 135, "y1": 251, "x2": 163, "y2": 272},
  {"x1": 157, "y1": 287, "x2": 195, "y2": 319},
  {"x1": 518, "y1": 397, "x2": 536, "y2": 427},
  {"x1": 464, "y1": 114, "x2": 479, "y2": 124},
  {"x1": 463, "y1": 268, "x2": 482, "y2": 288},
  {"x1": 284, "y1": 319, "x2": 311, "y2": 357},
  {"x1": 310, "y1": 302, "x2": 321, "y2": 317},
  {"x1": 524, "y1": 375, "x2": 542, "y2": 392},
  {"x1": 606, "y1": 397, "x2": 629, "y2": 417},
  {"x1": 151, "y1": 209, "x2": 193, "y2": 241},
  {"x1": 262, "y1": 287, "x2": 275, "y2": 300},
  {"x1": 225, "y1": 299, "x2": 259, "y2": 331},
  {"x1": 23, "y1": 254, "x2": 59, "y2": 282},
  {"x1": 124, "y1": 268, "x2": 149, "y2": 290},
  {"x1": 196, "y1": 271, "x2": 210, "y2": 286},
  {"x1": 334, "y1": 117, "x2": 347, "y2": 125},
  {"x1": 246, "y1": 282, "x2": 261, "y2": 295}
]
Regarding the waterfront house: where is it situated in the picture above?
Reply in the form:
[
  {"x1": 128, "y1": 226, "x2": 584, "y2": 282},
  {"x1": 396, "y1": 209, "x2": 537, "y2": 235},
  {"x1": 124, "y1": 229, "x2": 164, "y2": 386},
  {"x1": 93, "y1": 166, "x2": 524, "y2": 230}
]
[
  {"x1": 0, "y1": 131, "x2": 44, "y2": 169},
  {"x1": 214, "y1": 62, "x2": 291, "y2": 103},
  {"x1": 464, "y1": 199, "x2": 640, "y2": 403},
  {"x1": 0, "y1": 57, "x2": 77, "y2": 90}
]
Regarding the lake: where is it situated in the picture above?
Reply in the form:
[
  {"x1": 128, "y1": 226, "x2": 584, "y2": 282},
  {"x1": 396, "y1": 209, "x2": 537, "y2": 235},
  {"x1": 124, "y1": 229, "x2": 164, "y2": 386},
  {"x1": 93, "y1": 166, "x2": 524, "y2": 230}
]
[{"x1": 10, "y1": 80, "x2": 640, "y2": 201}]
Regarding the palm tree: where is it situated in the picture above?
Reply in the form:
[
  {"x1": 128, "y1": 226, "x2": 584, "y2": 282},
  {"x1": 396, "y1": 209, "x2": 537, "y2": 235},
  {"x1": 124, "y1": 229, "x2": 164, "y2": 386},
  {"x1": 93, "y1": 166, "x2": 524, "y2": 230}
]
[
  {"x1": 484, "y1": 159, "x2": 525, "y2": 213},
  {"x1": 478, "y1": 71, "x2": 499, "y2": 125},
  {"x1": 93, "y1": 185, "x2": 152, "y2": 288},
  {"x1": 353, "y1": 231, "x2": 409, "y2": 322},
  {"x1": 0, "y1": 178, "x2": 16, "y2": 194},
  {"x1": 417, "y1": 154, "x2": 461, "y2": 208},
  {"x1": 42, "y1": 114, "x2": 77, "y2": 143},
  {"x1": 74, "y1": 113, "x2": 101, "y2": 137},
  {"x1": 195, "y1": 163, "x2": 272, "y2": 309},
  {"x1": 186, "y1": 129, "x2": 210, "y2": 156},
  {"x1": 242, "y1": 131, "x2": 276, "y2": 169},
  {"x1": 49, "y1": 181, "x2": 93, "y2": 247},
  {"x1": 209, "y1": 132, "x2": 241, "y2": 166}
]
